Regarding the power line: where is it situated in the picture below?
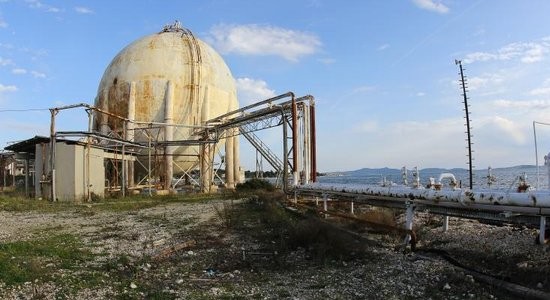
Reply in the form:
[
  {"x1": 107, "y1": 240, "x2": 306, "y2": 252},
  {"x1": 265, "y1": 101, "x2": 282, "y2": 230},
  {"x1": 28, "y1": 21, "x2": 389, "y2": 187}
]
[{"x1": 0, "y1": 108, "x2": 50, "y2": 112}]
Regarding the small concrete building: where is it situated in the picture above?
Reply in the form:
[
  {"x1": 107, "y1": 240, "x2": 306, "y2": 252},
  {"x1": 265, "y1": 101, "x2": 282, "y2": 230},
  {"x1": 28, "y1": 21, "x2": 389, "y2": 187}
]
[{"x1": 6, "y1": 136, "x2": 110, "y2": 201}]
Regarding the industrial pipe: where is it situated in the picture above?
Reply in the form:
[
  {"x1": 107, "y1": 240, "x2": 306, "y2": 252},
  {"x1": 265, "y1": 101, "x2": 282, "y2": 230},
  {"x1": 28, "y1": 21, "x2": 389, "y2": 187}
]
[
  {"x1": 49, "y1": 108, "x2": 57, "y2": 201},
  {"x1": 309, "y1": 98, "x2": 317, "y2": 183},
  {"x1": 301, "y1": 182, "x2": 550, "y2": 208},
  {"x1": 209, "y1": 92, "x2": 295, "y2": 122},
  {"x1": 282, "y1": 107, "x2": 289, "y2": 193},
  {"x1": 164, "y1": 81, "x2": 175, "y2": 190},
  {"x1": 437, "y1": 173, "x2": 458, "y2": 187},
  {"x1": 291, "y1": 94, "x2": 298, "y2": 186},
  {"x1": 127, "y1": 82, "x2": 136, "y2": 188}
]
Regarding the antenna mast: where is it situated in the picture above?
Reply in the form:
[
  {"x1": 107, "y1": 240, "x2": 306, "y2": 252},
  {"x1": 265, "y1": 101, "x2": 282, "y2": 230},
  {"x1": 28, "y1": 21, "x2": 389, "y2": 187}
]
[{"x1": 456, "y1": 60, "x2": 474, "y2": 189}]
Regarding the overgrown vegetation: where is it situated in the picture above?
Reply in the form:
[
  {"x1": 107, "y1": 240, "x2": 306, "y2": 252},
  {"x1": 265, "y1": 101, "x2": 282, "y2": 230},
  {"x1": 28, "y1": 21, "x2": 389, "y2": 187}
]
[
  {"x1": 235, "y1": 179, "x2": 275, "y2": 192},
  {"x1": 0, "y1": 193, "x2": 220, "y2": 213},
  {"x1": 0, "y1": 234, "x2": 92, "y2": 285},
  {"x1": 232, "y1": 191, "x2": 366, "y2": 262},
  {"x1": 212, "y1": 200, "x2": 237, "y2": 228}
]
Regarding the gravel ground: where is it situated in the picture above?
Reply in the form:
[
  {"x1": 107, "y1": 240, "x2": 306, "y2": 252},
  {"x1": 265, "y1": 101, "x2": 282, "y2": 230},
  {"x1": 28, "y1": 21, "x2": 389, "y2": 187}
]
[{"x1": 0, "y1": 197, "x2": 549, "y2": 299}]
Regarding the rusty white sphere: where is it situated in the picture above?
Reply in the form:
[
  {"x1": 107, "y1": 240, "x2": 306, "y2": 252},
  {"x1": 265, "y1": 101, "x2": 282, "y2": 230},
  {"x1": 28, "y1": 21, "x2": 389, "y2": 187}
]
[{"x1": 95, "y1": 25, "x2": 238, "y2": 171}]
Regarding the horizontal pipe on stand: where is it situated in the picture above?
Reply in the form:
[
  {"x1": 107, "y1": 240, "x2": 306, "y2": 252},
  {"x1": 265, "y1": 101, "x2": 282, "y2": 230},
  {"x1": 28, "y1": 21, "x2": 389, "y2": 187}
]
[{"x1": 299, "y1": 183, "x2": 550, "y2": 209}]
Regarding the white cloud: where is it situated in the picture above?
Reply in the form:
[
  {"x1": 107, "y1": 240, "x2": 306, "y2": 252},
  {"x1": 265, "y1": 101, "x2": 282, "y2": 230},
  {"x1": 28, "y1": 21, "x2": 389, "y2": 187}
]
[
  {"x1": 0, "y1": 57, "x2": 13, "y2": 66},
  {"x1": 416, "y1": 92, "x2": 426, "y2": 97},
  {"x1": 412, "y1": 0, "x2": 449, "y2": 14},
  {"x1": 528, "y1": 78, "x2": 550, "y2": 96},
  {"x1": 354, "y1": 120, "x2": 379, "y2": 133},
  {"x1": 486, "y1": 116, "x2": 526, "y2": 144},
  {"x1": 25, "y1": 0, "x2": 62, "y2": 13},
  {"x1": 0, "y1": 84, "x2": 18, "y2": 93},
  {"x1": 0, "y1": 19, "x2": 7, "y2": 28},
  {"x1": 208, "y1": 24, "x2": 321, "y2": 62},
  {"x1": 377, "y1": 44, "x2": 390, "y2": 51},
  {"x1": 236, "y1": 77, "x2": 276, "y2": 106},
  {"x1": 463, "y1": 38, "x2": 550, "y2": 64},
  {"x1": 522, "y1": 43, "x2": 545, "y2": 63},
  {"x1": 493, "y1": 99, "x2": 550, "y2": 110},
  {"x1": 352, "y1": 118, "x2": 465, "y2": 168},
  {"x1": 46, "y1": 7, "x2": 60, "y2": 13},
  {"x1": 31, "y1": 70, "x2": 46, "y2": 78},
  {"x1": 11, "y1": 68, "x2": 27, "y2": 75},
  {"x1": 530, "y1": 87, "x2": 550, "y2": 96},
  {"x1": 74, "y1": 6, "x2": 93, "y2": 14},
  {"x1": 467, "y1": 73, "x2": 504, "y2": 91}
]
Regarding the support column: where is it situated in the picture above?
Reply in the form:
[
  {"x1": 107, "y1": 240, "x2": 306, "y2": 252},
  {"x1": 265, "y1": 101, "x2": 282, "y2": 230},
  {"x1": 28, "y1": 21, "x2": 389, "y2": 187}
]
[
  {"x1": 34, "y1": 144, "x2": 43, "y2": 198},
  {"x1": 127, "y1": 82, "x2": 136, "y2": 188},
  {"x1": 200, "y1": 86, "x2": 212, "y2": 192},
  {"x1": 540, "y1": 216, "x2": 547, "y2": 245},
  {"x1": 309, "y1": 103, "x2": 317, "y2": 182},
  {"x1": 24, "y1": 156, "x2": 29, "y2": 197},
  {"x1": 303, "y1": 104, "x2": 310, "y2": 184},
  {"x1": 291, "y1": 98, "x2": 299, "y2": 187},
  {"x1": 443, "y1": 215, "x2": 449, "y2": 232},
  {"x1": 225, "y1": 132, "x2": 235, "y2": 189},
  {"x1": 404, "y1": 202, "x2": 415, "y2": 245},
  {"x1": 233, "y1": 134, "x2": 240, "y2": 184},
  {"x1": 100, "y1": 89, "x2": 110, "y2": 135},
  {"x1": 49, "y1": 109, "x2": 57, "y2": 201},
  {"x1": 350, "y1": 201, "x2": 354, "y2": 215},
  {"x1": 200, "y1": 144, "x2": 210, "y2": 192},
  {"x1": 164, "y1": 81, "x2": 174, "y2": 190}
]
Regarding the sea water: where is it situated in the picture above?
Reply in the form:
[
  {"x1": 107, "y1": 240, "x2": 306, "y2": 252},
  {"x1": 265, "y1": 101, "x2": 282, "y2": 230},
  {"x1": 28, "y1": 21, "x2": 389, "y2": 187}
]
[{"x1": 316, "y1": 165, "x2": 550, "y2": 191}]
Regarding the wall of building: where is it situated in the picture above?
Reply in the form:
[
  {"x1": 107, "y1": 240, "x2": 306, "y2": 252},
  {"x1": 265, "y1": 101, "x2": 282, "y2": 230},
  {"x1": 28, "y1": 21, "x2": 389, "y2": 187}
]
[
  {"x1": 75, "y1": 145, "x2": 105, "y2": 200},
  {"x1": 35, "y1": 143, "x2": 50, "y2": 199},
  {"x1": 35, "y1": 142, "x2": 105, "y2": 201},
  {"x1": 55, "y1": 143, "x2": 77, "y2": 201}
]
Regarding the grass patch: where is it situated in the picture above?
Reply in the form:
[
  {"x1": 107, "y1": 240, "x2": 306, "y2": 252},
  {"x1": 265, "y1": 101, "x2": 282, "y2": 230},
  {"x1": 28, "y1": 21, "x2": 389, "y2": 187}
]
[
  {"x1": 0, "y1": 193, "x2": 223, "y2": 213},
  {"x1": 0, "y1": 234, "x2": 92, "y2": 285},
  {"x1": 0, "y1": 196, "x2": 75, "y2": 212}
]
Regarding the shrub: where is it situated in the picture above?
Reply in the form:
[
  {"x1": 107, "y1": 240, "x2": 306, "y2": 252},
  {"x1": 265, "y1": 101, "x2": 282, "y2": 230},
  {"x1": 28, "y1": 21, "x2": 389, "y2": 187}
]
[{"x1": 236, "y1": 179, "x2": 275, "y2": 191}]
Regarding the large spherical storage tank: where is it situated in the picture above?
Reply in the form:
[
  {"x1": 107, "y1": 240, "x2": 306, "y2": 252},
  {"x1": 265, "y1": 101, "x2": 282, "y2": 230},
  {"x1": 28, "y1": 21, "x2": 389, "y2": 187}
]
[{"x1": 94, "y1": 22, "x2": 239, "y2": 180}]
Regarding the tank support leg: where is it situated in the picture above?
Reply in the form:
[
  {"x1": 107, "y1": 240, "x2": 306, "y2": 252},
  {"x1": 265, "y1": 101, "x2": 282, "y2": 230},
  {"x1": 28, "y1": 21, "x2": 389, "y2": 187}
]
[
  {"x1": 443, "y1": 215, "x2": 449, "y2": 232},
  {"x1": 540, "y1": 216, "x2": 547, "y2": 245},
  {"x1": 404, "y1": 202, "x2": 415, "y2": 245}
]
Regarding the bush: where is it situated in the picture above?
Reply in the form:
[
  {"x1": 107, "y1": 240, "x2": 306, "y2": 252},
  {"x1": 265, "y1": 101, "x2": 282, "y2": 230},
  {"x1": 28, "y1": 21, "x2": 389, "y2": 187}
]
[{"x1": 236, "y1": 179, "x2": 275, "y2": 191}]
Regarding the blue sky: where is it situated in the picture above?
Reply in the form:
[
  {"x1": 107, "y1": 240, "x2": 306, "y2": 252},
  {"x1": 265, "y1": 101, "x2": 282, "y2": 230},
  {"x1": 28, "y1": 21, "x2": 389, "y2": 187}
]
[{"x1": 1, "y1": 0, "x2": 550, "y2": 172}]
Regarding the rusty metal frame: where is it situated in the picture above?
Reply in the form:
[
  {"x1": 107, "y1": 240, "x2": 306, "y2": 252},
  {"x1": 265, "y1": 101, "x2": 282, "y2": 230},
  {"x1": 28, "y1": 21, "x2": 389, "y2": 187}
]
[{"x1": 38, "y1": 91, "x2": 317, "y2": 198}]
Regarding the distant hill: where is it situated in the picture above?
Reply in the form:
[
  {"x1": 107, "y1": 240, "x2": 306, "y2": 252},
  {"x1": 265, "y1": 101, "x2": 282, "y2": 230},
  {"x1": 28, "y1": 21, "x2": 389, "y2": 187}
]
[
  {"x1": 343, "y1": 165, "x2": 538, "y2": 176},
  {"x1": 346, "y1": 167, "x2": 466, "y2": 176}
]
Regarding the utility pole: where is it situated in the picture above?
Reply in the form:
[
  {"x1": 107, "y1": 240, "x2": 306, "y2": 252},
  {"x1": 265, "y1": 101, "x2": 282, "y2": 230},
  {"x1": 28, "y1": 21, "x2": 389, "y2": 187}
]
[{"x1": 456, "y1": 60, "x2": 474, "y2": 189}]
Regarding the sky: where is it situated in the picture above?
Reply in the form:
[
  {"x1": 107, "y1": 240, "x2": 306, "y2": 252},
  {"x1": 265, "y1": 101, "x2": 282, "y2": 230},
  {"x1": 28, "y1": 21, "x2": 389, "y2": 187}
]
[{"x1": 1, "y1": 0, "x2": 550, "y2": 172}]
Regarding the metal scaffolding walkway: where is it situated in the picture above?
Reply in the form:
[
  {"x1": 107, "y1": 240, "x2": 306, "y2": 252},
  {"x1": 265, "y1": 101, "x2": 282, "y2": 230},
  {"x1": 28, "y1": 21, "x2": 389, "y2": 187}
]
[{"x1": 240, "y1": 127, "x2": 283, "y2": 173}]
